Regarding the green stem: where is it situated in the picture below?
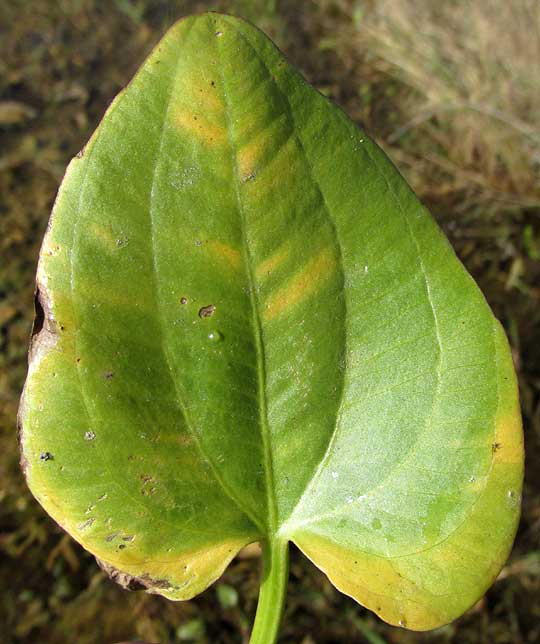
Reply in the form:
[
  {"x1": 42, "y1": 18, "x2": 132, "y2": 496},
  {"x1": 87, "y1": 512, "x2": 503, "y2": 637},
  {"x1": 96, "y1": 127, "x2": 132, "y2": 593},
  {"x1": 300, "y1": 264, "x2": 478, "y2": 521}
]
[{"x1": 249, "y1": 538, "x2": 289, "y2": 644}]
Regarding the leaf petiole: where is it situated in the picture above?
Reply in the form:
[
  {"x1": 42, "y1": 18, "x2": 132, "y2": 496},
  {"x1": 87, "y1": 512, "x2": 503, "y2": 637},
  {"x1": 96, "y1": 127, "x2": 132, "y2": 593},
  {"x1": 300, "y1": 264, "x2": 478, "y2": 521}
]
[{"x1": 249, "y1": 538, "x2": 289, "y2": 644}]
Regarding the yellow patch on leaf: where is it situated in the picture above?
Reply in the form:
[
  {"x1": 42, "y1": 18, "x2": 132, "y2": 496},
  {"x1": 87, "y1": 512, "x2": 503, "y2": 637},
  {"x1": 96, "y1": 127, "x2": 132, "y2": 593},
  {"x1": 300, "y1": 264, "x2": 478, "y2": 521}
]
[
  {"x1": 173, "y1": 108, "x2": 226, "y2": 146},
  {"x1": 84, "y1": 222, "x2": 118, "y2": 249},
  {"x1": 255, "y1": 244, "x2": 289, "y2": 280},
  {"x1": 190, "y1": 81, "x2": 226, "y2": 118},
  {"x1": 293, "y1": 535, "x2": 447, "y2": 630},
  {"x1": 237, "y1": 138, "x2": 264, "y2": 180},
  {"x1": 207, "y1": 240, "x2": 242, "y2": 271},
  {"x1": 492, "y1": 411, "x2": 523, "y2": 465},
  {"x1": 263, "y1": 247, "x2": 335, "y2": 321}
]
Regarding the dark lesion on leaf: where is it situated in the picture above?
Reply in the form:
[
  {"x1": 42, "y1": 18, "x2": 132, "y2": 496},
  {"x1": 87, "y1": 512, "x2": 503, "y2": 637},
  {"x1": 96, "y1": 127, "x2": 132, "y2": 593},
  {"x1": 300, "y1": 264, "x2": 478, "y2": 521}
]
[
  {"x1": 198, "y1": 304, "x2": 216, "y2": 318},
  {"x1": 17, "y1": 281, "x2": 59, "y2": 477},
  {"x1": 29, "y1": 282, "x2": 59, "y2": 360},
  {"x1": 32, "y1": 288, "x2": 45, "y2": 337},
  {"x1": 96, "y1": 559, "x2": 173, "y2": 593}
]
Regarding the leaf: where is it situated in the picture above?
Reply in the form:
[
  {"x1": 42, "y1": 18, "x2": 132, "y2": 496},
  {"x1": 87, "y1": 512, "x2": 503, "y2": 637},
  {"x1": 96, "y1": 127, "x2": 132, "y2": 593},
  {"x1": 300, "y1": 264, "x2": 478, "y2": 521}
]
[{"x1": 18, "y1": 12, "x2": 523, "y2": 638}]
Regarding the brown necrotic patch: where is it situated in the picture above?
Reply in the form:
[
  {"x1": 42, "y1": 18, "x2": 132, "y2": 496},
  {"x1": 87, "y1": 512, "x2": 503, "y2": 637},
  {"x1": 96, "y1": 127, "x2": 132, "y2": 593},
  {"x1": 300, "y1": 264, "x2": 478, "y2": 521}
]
[
  {"x1": 96, "y1": 559, "x2": 173, "y2": 592},
  {"x1": 30, "y1": 284, "x2": 59, "y2": 356},
  {"x1": 198, "y1": 304, "x2": 216, "y2": 318}
]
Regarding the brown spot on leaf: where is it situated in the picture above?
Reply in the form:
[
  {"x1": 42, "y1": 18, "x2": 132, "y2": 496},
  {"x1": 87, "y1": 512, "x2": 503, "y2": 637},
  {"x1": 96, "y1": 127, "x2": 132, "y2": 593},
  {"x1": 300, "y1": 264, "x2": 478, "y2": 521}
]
[
  {"x1": 198, "y1": 304, "x2": 215, "y2": 318},
  {"x1": 140, "y1": 474, "x2": 154, "y2": 484},
  {"x1": 79, "y1": 518, "x2": 95, "y2": 530}
]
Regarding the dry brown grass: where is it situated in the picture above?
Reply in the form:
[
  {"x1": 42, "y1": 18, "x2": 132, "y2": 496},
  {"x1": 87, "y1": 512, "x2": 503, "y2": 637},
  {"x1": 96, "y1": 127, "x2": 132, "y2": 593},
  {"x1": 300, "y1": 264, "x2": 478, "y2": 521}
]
[{"x1": 353, "y1": 0, "x2": 540, "y2": 213}]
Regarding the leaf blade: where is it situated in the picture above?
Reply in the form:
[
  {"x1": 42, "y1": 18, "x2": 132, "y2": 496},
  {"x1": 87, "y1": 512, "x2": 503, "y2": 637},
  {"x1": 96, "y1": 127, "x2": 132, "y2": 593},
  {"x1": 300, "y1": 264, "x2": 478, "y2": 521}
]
[{"x1": 19, "y1": 12, "x2": 523, "y2": 629}]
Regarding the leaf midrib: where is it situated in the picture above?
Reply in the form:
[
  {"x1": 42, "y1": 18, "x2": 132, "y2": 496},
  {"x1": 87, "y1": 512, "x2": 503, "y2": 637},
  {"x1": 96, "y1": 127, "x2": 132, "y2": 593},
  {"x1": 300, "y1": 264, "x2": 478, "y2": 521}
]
[
  {"x1": 225, "y1": 19, "x2": 449, "y2": 535},
  {"x1": 215, "y1": 31, "x2": 278, "y2": 536},
  {"x1": 218, "y1": 17, "x2": 350, "y2": 535},
  {"x1": 145, "y1": 23, "x2": 265, "y2": 535}
]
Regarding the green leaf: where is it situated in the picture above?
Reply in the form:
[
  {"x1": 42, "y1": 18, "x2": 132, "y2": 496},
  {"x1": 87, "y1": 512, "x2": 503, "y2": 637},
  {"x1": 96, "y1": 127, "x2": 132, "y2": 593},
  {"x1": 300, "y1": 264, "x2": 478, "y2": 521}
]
[{"x1": 18, "y1": 12, "x2": 523, "y2": 639}]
